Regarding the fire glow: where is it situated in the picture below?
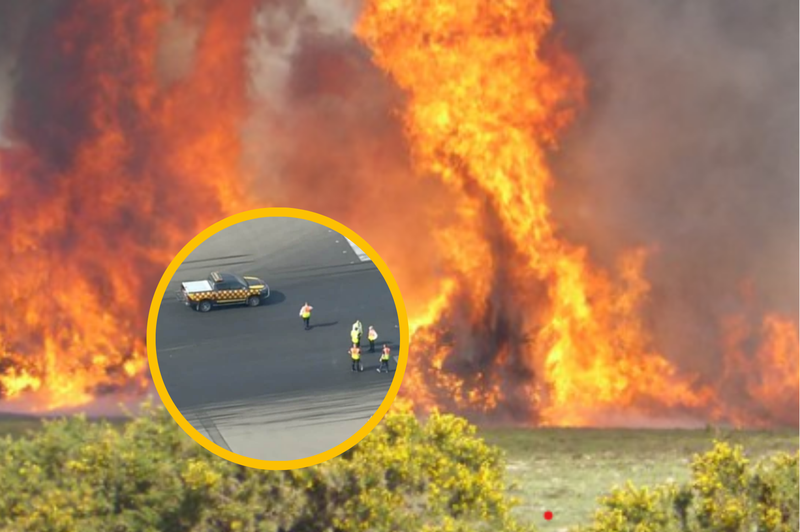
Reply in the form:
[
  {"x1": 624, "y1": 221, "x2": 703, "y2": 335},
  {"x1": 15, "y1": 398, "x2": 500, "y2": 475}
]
[
  {"x1": 0, "y1": 0, "x2": 796, "y2": 427},
  {"x1": 355, "y1": 0, "x2": 797, "y2": 427}
]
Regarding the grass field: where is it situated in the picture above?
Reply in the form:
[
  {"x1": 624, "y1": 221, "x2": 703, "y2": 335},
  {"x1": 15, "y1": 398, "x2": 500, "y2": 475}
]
[
  {"x1": 480, "y1": 427, "x2": 799, "y2": 530},
  {"x1": 0, "y1": 413, "x2": 56, "y2": 438},
  {"x1": 0, "y1": 413, "x2": 130, "y2": 439},
  {"x1": 1, "y1": 414, "x2": 797, "y2": 531}
]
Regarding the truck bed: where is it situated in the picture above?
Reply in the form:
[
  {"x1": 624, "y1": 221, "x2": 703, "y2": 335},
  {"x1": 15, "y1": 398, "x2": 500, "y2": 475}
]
[{"x1": 181, "y1": 280, "x2": 213, "y2": 293}]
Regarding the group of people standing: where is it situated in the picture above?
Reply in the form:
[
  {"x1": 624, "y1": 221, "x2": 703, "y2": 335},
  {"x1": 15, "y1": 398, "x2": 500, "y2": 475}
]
[
  {"x1": 348, "y1": 320, "x2": 391, "y2": 373},
  {"x1": 298, "y1": 303, "x2": 392, "y2": 374}
]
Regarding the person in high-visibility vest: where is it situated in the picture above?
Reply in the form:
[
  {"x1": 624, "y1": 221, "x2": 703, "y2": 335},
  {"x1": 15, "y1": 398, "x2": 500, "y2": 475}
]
[
  {"x1": 299, "y1": 302, "x2": 313, "y2": 330},
  {"x1": 350, "y1": 346, "x2": 362, "y2": 372},
  {"x1": 367, "y1": 326, "x2": 378, "y2": 352},
  {"x1": 378, "y1": 344, "x2": 391, "y2": 373},
  {"x1": 352, "y1": 320, "x2": 363, "y2": 346},
  {"x1": 350, "y1": 328, "x2": 360, "y2": 348}
]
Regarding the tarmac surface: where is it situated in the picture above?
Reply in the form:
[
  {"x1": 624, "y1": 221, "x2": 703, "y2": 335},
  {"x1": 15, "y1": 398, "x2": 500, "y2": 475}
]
[{"x1": 155, "y1": 217, "x2": 400, "y2": 461}]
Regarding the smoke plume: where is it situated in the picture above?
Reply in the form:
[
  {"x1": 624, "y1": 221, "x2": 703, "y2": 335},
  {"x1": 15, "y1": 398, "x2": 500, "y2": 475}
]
[
  {"x1": 245, "y1": 0, "x2": 452, "y2": 312},
  {"x1": 242, "y1": 0, "x2": 797, "y2": 426},
  {"x1": 548, "y1": 0, "x2": 798, "y2": 377},
  {"x1": 0, "y1": 0, "x2": 795, "y2": 424}
]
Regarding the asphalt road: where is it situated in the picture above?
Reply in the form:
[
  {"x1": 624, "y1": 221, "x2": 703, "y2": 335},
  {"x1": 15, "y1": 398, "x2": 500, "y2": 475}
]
[{"x1": 155, "y1": 217, "x2": 400, "y2": 461}]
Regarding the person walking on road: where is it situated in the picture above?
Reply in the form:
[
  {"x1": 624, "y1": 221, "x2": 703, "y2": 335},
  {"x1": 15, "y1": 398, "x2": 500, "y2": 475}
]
[
  {"x1": 299, "y1": 302, "x2": 313, "y2": 330},
  {"x1": 378, "y1": 344, "x2": 391, "y2": 373},
  {"x1": 352, "y1": 320, "x2": 363, "y2": 346},
  {"x1": 350, "y1": 328, "x2": 360, "y2": 348},
  {"x1": 350, "y1": 346, "x2": 363, "y2": 372},
  {"x1": 367, "y1": 326, "x2": 378, "y2": 352}
]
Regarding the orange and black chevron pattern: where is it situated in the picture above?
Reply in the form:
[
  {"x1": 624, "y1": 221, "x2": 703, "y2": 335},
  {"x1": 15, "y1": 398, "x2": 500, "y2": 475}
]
[{"x1": 188, "y1": 288, "x2": 261, "y2": 302}]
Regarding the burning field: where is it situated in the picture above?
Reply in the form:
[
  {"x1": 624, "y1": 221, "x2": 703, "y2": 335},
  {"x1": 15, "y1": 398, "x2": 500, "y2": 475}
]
[{"x1": 0, "y1": 0, "x2": 796, "y2": 427}]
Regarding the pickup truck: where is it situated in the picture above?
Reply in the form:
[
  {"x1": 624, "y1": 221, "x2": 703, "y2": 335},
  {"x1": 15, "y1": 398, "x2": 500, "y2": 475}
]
[{"x1": 177, "y1": 271, "x2": 270, "y2": 312}]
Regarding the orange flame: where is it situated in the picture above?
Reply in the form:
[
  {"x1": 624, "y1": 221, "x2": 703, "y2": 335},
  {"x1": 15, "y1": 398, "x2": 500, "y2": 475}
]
[
  {"x1": 720, "y1": 311, "x2": 799, "y2": 427},
  {"x1": 356, "y1": 0, "x2": 796, "y2": 427},
  {"x1": 0, "y1": 0, "x2": 795, "y2": 428},
  {"x1": 0, "y1": 0, "x2": 259, "y2": 412}
]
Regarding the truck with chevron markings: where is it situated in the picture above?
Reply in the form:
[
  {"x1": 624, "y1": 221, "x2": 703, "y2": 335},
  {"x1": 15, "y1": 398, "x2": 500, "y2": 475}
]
[{"x1": 176, "y1": 271, "x2": 270, "y2": 313}]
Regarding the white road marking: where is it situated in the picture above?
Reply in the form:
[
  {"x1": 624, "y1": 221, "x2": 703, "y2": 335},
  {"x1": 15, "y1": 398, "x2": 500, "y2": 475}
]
[
  {"x1": 345, "y1": 238, "x2": 371, "y2": 262},
  {"x1": 160, "y1": 344, "x2": 196, "y2": 352}
]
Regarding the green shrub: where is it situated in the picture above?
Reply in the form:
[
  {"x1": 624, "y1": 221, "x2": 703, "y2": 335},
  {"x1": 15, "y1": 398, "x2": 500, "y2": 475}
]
[
  {"x1": 588, "y1": 483, "x2": 677, "y2": 532},
  {"x1": 0, "y1": 401, "x2": 532, "y2": 532},
  {"x1": 580, "y1": 441, "x2": 799, "y2": 532},
  {"x1": 748, "y1": 453, "x2": 799, "y2": 532}
]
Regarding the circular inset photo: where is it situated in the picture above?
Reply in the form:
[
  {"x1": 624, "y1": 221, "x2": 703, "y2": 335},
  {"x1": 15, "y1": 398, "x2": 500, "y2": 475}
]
[{"x1": 146, "y1": 208, "x2": 408, "y2": 470}]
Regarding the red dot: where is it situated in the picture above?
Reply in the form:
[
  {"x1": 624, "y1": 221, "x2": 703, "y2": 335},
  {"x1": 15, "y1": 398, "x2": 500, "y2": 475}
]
[{"x1": 544, "y1": 511, "x2": 554, "y2": 520}]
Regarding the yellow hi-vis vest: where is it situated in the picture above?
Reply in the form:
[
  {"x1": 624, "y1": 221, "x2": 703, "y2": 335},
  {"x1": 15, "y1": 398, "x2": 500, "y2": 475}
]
[
  {"x1": 301, "y1": 306, "x2": 311, "y2": 318},
  {"x1": 351, "y1": 331, "x2": 359, "y2": 344},
  {"x1": 368, "y1": 329, "x2": 378, "y2": 341},
  {"x1": 350, "y1": 348, "x2": 361, "y2": 361},
  {"x1": 380, "y1": 350, "x2": 390, "y2": 362}
]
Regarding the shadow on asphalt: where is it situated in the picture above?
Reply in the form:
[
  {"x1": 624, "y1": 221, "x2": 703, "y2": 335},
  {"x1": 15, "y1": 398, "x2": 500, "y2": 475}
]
[
  {"x1": 265, "y1": 290, "x2": 287, "y2": 305},
  {"x1": 309, "y1": 321, "x2": 338, "y2": 329}
]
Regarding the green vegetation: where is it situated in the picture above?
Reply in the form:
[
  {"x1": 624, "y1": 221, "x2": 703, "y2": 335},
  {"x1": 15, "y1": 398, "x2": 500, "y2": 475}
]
[
  {"x1": 576, "y1": 441, "x2": 798, "y2": 532},
  {"x1": 0, "y1": 413, "x2": 42, "y2": 439},
  {"x1": 0, "y1": 402, "x2": 528, "y2": 532},
  {"x1": 481, "y1": 427, "x2": 799, "y2": 529},
  {"x1": 0, "y1": 413, "x2": 128, "y2": 439},
  {"x1": 0, "y1": 407, "x2": 796, "y2": 531}
]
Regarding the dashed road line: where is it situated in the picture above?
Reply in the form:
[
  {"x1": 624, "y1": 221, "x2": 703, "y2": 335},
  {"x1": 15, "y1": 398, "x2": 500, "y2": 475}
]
[
  {"x1": 160, "y1": 344, "x2": 196, "y2": 353},
  {"x1": 345, "y1": 238, "x2": 371, "y2": 262}
]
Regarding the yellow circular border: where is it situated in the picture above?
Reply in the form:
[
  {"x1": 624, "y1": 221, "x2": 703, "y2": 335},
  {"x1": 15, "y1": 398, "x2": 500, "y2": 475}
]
[{"x1": 146, "y1": 208, "x2": 409, "y2": 470}]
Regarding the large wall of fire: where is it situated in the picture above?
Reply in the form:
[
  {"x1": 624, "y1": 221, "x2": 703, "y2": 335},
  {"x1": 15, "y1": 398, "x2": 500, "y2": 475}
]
[{"x1": 0, "y1": 0, "x2": 796, "y2": 427}]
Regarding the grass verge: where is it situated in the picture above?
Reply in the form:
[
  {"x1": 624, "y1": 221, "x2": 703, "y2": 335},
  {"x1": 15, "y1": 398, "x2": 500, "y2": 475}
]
[
  {"x1": 480, "y1": 427, "x2": 799, "y2": 530},
  {"x1": 1, "y1": 414, "x2": 796, "y2": 531}
]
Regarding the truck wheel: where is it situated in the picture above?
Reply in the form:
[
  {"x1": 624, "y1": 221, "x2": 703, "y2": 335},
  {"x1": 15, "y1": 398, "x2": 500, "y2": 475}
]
[
  {"x1": 198, "y1": 300, "x2": 212, "y2": 313},
  {"x1": 247, "y1": 296, "x2": 261, "y2": 307}
]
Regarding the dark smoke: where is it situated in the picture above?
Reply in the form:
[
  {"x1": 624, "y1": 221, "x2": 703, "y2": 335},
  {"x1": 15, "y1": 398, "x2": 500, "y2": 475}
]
[
  {"x1": 0, "y1": 0, "x2": 191, "y2": 291},
  {"x1": 548, "y1": 0, "x2": 799, "y2": 378},
  {"x1": 0, "y1": 1, "x2": 58, "y2": 145},
  {"x1": 244, "y1": 0, "x2": 797, "y2": 424},
  {"x1": 245, "y1": 0, "x2": 451, "y2": 311},
  {"x1": 0, "y1": 0, "x2": 260, "y2": 411},
  {"x1": 1, "y1": 0, "x2": 794, "y2": 422}
]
